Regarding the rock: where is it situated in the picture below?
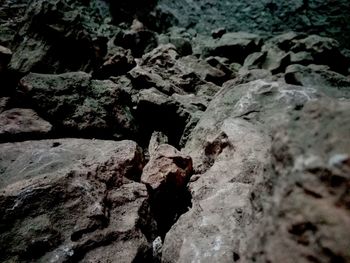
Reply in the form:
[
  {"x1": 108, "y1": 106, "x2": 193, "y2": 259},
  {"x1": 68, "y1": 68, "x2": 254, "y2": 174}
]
[
  {"x1": 19, "y1": 71, "x2": 138, "y2": 139},
  {"x1": 261, "y1": 48, "x2": 291, "y2": 74},
  {"x1": 93, "y1": 46, "x2": 136, "y2": 79},
  {"x1": 134, "y1": 87, "x2": 189, "y2": 146},
  {"x1": 177, "y1": 56, "x2": 227, "y2": 85},
  {"x1": 114, "y1": 29, "x2": 158, "y2": 58},
  {"x1": 141, "y1": 144, "x2": 193, "y2": 236},
  {"x1": 0, "y1": 97, "x2": 10, "y2": 113},
  {"x1": 109, "y1": 0, "x2": 158, "y2": 26},
  {"x1": 167, "y1": 37, "x2": 193, "y2": 56},
  {"x1": 234, "y1": 68, "x2": 274, "y2": 85},
  {"x1": 142, "y1": 144, "x2": 192, "y2": 191},
  {"x1": 242, "y1": 51, "x2": 267, "y2": 70},
  {"x1": 248, "y1": 99, "x2": 350, "y2": 262},
  {"x1": 8, "y1": 0, "x2": 112, "y2": 74},
  {"x1": 0, "y1": 45, "x2": 12, "y2": 73},
  {"x1": 290, "y1": 51, "x2": 314, "y2": 65},
  {"x1": 211, "y1": 28, "x2": 227, "y2": 39},
  {"x1": 0, "y1": 139, "x2": 155, "y2": 262},
  {"x1": 205, "y1": 56, "x2": 235, "y2": 79},
  {"x1": 0, "y1": 108, "x2": 52, "y2": 141},
  {"x1": 148, "y1": 131, "x2": 169, "y2": 157},
  {"x1": 260, "y1": 33, "x2": 350, "y2": 75},
  {"x1": 201, "y1": 32, "x2": 262, "y2": 64},
  {"x1": 284, "y1": 64, "x2": 350, "y2": 98},
  {"x1": 129, "y1": 65, "x2": 182, "y2": 95},
  {"x1": 162, "y1": 79, "x2": 342, "y2": 262},
  {"x1": 157, "y1": 0, "x2": 350, "y2": 49},
  {"x1": 291, "y1": 35, "x2": 350, "y2": 74}
]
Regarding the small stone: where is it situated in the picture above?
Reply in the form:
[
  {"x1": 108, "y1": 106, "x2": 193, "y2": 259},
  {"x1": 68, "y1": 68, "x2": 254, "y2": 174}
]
[{"x1": 141, "y1": 144, "x2": 193, "y2": 191}]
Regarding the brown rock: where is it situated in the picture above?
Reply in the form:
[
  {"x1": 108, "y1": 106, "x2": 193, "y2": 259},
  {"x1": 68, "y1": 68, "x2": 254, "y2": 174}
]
[
  {"x1": 142, "y1": 144, "x2": 193, "y2": 191},
  {"x1": 0, "y1": 108, "x2": 52, "y2": 141},
  {"x1": 93, "y1": 47, "x2": 136, "y2": 79},
  {"x1": 162, "y1": 78, "x2": 350, "y2": 262},
  {"x1": 141, "y1": 144, "x2": 193, "y2": 237},
  {"x1": 0, "y1": 139, "x2": 154, "y2": 262}
]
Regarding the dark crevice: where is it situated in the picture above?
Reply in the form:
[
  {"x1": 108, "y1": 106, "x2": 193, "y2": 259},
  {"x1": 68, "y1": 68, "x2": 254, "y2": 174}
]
[{"x1": 147, "y1": 183, "x2": 193, "y2": 240}]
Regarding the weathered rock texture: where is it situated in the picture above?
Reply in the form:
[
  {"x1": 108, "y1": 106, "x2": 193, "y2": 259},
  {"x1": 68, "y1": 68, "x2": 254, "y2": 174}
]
[
  {"x1": 19, "y1": 71, "x2": 137, "y2": 139},
  {"x1": 162, "y1": 78, "x2": 350, "y2": 262},
  {"x1": 0, "y1": 108, "x2": 52, "y2": 141},
  {"x1": 1, "y1": 0, "x2": 350, "y2": 262},
  {"x1": 0, "y1": 139, "x2": 155, "y2": 262}
]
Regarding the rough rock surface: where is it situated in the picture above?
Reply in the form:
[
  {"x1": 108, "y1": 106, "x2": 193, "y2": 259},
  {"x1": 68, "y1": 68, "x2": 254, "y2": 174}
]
[
  {"x1": 158, "y1": 0, "x2": 350, "y2": 49},
  {"x1": 1, "y1": 0, "x2": 350, "y2": 262},
  {"x1": 0, "y1": 108, "x2": 52, "y2": 141},
  {"x1": 0, "y1": 139, "x2": 154, "y2": 263},
  {"x1": 19, "y1": 71, "x2": 137, "y2": 139},
  {"x1": 142, "y1": 144, "x2": 193, "y2": 238},
  {"x1": 162, "y1": 78, "x2": 350, "y2": 262}
]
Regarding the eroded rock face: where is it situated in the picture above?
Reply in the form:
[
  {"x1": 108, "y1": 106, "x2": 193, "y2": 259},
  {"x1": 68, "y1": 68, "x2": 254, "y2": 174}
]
[{"x1": 0, "y1": 139, "x2": 154, "y2": 263}]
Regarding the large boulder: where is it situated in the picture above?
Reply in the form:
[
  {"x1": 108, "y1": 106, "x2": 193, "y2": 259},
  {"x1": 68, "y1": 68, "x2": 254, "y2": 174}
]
[
  {"x1": 19, "y1": 71, "x2": 138, "y2": 139},
  {"x1": 0, "y1": 139, "x2": 157, "y2": 262},
  {"x1": 161, "y1": 78, "x2": 350, "y2": 262},
  {"x1": 247, "y1": 98, "x2": 350, "y2": 262}
]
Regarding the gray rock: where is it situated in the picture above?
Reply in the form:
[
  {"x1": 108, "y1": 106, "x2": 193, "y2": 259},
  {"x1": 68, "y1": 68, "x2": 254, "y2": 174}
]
[
  {"x1": 0, "y1": 97, "x2": 10, "y2": 113},
  {"x1": 7, "y1": 0, "x2": 114, "y2": 74},
  {"x1": 148, "y1": 131, "x2": 169, "y2": 157},
  {"x1": 284, "y1": 64, "x2": 350, "y2": 98},
  {"x1": 19, "y1": 71, "x2": 137, "y2": 139},
  {"x1": 157, "y1": 0, "x2": 350, "y2": 49},
  {"x1": 200, "y1": 32, "x2": 262, "y2": 64}
]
